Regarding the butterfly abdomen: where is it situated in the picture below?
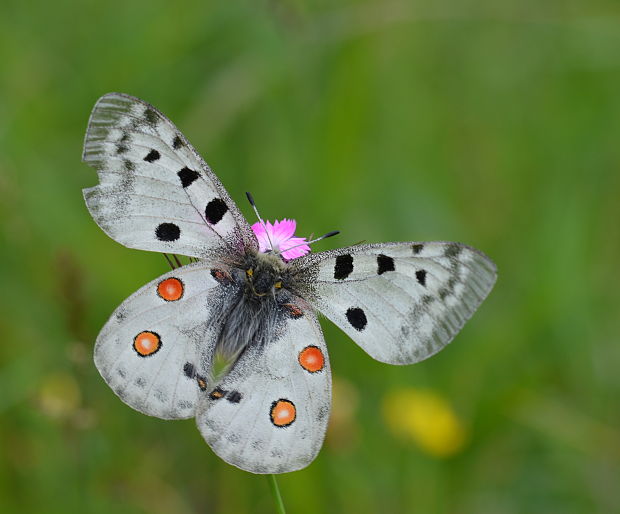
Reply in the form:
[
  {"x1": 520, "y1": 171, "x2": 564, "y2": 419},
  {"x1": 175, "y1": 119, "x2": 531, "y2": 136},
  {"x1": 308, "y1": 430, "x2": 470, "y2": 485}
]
[{"x1": 210, "y1": 255, "x2": 298, "y2": 364}]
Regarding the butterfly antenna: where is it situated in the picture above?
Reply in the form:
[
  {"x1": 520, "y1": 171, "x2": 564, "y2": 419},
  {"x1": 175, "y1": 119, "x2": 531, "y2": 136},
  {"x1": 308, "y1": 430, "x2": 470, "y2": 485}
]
[
  {"x1": 285, "y1": 230, "x2": 340, "y2": 252},
  {"x1": 246, "y1": 192, "x2": 275, "y2": 251}
]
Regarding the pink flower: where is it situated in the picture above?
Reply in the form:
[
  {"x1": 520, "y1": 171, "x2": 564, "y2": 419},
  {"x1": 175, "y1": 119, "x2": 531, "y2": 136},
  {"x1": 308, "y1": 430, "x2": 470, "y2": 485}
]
[{"x1": 251, "y1": 219, "x2": 310, "y2": 260}]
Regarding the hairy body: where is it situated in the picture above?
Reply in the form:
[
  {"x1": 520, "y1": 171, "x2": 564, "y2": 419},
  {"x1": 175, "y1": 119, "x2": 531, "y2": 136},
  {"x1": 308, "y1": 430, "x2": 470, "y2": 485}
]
[{"x1": 212, "y1": 251, "x2": 307, "y2": 363}]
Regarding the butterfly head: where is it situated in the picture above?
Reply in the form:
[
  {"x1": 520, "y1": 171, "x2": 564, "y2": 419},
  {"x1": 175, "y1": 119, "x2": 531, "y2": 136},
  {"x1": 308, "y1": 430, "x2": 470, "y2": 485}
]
[{"x1": 244, "y1": 251, "x2": 287, "y2": 297}]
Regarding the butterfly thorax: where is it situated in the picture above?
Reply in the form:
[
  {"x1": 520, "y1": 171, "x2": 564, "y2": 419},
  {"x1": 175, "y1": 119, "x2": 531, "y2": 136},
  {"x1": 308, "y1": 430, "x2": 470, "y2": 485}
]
[{"x1": 210, "y1": 251, "x2": 297, "y2": 364}]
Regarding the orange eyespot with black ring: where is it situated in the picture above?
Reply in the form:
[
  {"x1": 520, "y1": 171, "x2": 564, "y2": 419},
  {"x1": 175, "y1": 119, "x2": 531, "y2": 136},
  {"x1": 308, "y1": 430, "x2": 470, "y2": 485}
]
[
  {"x1": 157, "y1": 277, "x2": 184, "y2": 301},
  {"x1": 298, "y1": 345, "x2": 325, "y2": 373},
  {"x1": 270, "y1": 399, "x2": 296, "y2": 427},
  {"x1": 133, "y1": 331, "x2": 162, "y2": 357}
]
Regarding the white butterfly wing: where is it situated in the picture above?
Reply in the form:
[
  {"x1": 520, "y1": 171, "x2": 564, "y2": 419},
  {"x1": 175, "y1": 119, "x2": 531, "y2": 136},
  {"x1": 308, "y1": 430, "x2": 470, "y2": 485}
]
[
  {"x1": 291, "y1": 242, "x2": 496, "y2": 364},
  {"x1": 196, "y1": 310, "x2": 331, "y2": 474},
  {"x1": 82, "y1": 93, "x2": 256, "y2": 257},
  {"x1": 94, "y1": 261, "x2": 228, "y2": 420}
]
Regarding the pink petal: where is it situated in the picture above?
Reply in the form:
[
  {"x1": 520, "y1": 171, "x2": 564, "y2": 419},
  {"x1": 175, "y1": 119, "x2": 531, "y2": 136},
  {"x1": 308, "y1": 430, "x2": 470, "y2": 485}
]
[
  {"x1": 251, "y1": 218, "x2": 310, "y2": 260},
  {"x1": 272, "y1": 219, "x2": 296, "y2": 242},
  {"x1": 281, "y1": 246, "x2": 310, "y2": 260},
  {"x1": 251, "y1": 221, "x2": 271, "y2": 252},
  {"x1": 251, "y1": 221, "x2": 266, "y2": 238},
  {"x1": 280, "y1": 236, "x2": 310, "y2": 260}
]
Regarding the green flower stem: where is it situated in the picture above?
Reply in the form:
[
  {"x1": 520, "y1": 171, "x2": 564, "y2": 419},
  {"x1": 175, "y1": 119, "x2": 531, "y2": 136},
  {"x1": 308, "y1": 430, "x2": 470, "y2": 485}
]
[{"x1": 266, "y1": 474, "x2": 286, "y2": 514}]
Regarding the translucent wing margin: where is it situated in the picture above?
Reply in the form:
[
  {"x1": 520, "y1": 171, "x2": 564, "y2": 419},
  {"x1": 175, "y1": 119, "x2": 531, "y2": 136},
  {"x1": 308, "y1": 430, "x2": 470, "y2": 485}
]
[
  {"x1": 196, "y1": 310, "x2": 331, "y2": 474},
  {"x1": 94, "y1": 261, "x2": 228, "y2": 419},
  {"x1": 82, "y1": 92, "x2": 257, "y2": 258},
  {"x1": 290, "y1": 242, "x2": 497, "y2": 364}
]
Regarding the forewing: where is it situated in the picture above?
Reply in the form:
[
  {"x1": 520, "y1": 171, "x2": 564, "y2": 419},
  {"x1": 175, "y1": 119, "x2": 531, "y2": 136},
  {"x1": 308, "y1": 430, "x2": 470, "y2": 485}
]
[
  {"x1": 82, "y1": 92, "x2": 257, "y2": 257},
  {"x1": 290, "y1": 242, "x2": 497, "y2": 364},
  {"x1": 196, "y1": 310, "x2": 331, "y2": 474},
  {"x1": 95, "y1": 261, "x2": 230, "y2": 420}
]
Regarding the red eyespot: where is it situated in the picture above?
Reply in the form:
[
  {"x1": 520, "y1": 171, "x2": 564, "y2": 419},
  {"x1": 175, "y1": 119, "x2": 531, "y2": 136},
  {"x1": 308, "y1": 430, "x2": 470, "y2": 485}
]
[
  {"x1": 298, "y1": 346, "x2": 324, "y2": 373},
  {"x1": 133, "y1": 331, "x2": 162, "y2": 357},
  {"x1": 157, "y1": 277, "x2": 184, "y2": 301},
  {"x1": 211, "y1": 269, "x2": 233, "y2": 285},
  {"x1": 270, "y1": 399, "x2": 296, "y2": 427},
  {"x1": 283, "y1": 303, "x2": 303, "y2": 319}
]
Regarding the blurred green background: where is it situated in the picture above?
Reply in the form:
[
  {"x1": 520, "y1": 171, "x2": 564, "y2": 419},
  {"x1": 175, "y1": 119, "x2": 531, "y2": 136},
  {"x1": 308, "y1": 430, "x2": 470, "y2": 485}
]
[{"x1": 1, "y1": 0, "x2": 619, "y2": 512}]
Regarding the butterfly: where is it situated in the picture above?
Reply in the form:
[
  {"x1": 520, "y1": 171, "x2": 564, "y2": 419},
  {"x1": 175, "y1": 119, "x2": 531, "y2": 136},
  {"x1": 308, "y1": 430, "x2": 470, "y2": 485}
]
[{"x1": 83, "y1": 93, "x2": 497, "y2": 474}]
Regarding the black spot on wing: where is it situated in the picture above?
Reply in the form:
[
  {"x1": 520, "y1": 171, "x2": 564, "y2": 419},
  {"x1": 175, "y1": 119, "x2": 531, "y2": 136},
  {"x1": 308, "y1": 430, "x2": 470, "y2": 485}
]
[
  {"x1": 416, "y1": 269, "x2": 427, "y2": 287},
  {"x1": 178, "y1": 400, "x2": 193, "y2": 410},
  {"x1": 155, "y1": 389, "x2": 168, "y2": 404},
  {"x1": 439, "y1": 277, "x2": 458, "y2": 300},
  {"x1": 334, "y1": 254, "x2": 354, "y2": 280},
  {"x1": 144, "y1": 149, "x2": 160, "y2": 162},
  {"x1": 124, "y1": 159, "x2": 135, "y2": 172},
  {"x1": 412, "y1": 243, "x2": 424, "y2": 254},
  {"x1": 346, "y1": 307, "x2": 367, "y2": 331},
  {"x1": 144, "y1": 108, "x2": 158, "y2": 125},
  {"x1": 251, "y1": 440, "x2": 265, "y2": 451},
  {"x1": 177, "y1": 167, "x2": 200, "y2": 188},
  {"x1": 204, "y1": 198, "x2": 228, "y2": 224},
  {"x1": 377, "y1": 254, "x2": 395, "y2": 275},
  {"x1": 226, "y1": 433, "x2": 241, "y2": 444},
  {"x1": 422, "y1": 294, "x2": 434, "y2": 305},
  {"x1": 183, "y1": 362, "x2": 195, "y2": 378},
  {"x1": 227, "y1": 391, "x2": 242, "y2": 403},
  {"x1": 270, "y1": 447, "x2": 284, "y2": 458},
  {"x1": 115, "y1": 308, "x2": 127, "y2": 322},
  {"x1": 444, "y1": 244, "x2": 462, "y2": 258},
  {"x1": 172, "y1": 135, "x2": 184, "y2": 149},
  {"x1": 155, "y1": 223, "x2": 181, "y2": 241},
  {"x1": 316, "y1": 405, "x2": 329, "y2": 422}
]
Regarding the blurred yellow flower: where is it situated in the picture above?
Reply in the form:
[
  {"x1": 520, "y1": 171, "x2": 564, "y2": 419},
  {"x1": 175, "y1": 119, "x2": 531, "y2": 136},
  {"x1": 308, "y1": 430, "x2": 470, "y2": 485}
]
[
  {"x1": 382, "y1": 388, "x2": 467, "y2": 458},
  {"x1": 38, "y1": 372, "x2": 81, "y2": 420}
]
